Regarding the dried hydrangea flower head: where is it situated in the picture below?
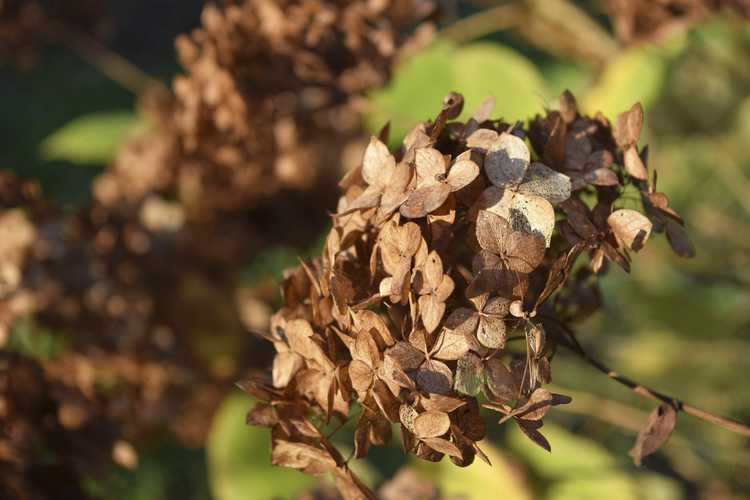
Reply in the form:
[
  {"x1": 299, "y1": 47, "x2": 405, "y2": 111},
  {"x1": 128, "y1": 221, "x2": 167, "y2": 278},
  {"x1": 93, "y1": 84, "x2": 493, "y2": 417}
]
[
  {"x1": 244, "y1": 90, "x2": 692, "y2": 498},
  {"x1": 1, "y1": 0, "x2": 438, "y2": 453}
]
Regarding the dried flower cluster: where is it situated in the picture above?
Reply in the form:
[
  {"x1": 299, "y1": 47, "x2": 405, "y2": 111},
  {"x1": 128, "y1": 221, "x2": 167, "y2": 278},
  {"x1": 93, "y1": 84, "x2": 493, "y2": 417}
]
[
  {"x1": 607, "y1": 0, "x2": 750, "y2": 44},
  {"x1": 0, "y1": 0, "x2": 105, "y2": 68},
  {"x1": 243, "y1": 90, "x2": 692, "y2": 498},
  {"x1": 95, "y1": 0, "x2": 435, "y2": 213},
  {"x1": 0, "y1": 352, "x2": 126, "y2": 500},
  {"x1": 1, "y1": 1, "x2": 438, "y2": 492}
]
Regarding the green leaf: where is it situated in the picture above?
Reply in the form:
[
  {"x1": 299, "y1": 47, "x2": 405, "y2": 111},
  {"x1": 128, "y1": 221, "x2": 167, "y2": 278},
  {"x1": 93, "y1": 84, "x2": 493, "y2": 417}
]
[
  {"x1": 207, "y1": 394, "x2": 315, "y2": 500},
  {"x1": 409, "y1": 439, "x2": 532, "y2": 500},
  {"x1": 367, "y1": 42, "x2": 547, "y2": 145},
  {"x1": 40, "y1": 111, "x2": 144, "y2": 164}
]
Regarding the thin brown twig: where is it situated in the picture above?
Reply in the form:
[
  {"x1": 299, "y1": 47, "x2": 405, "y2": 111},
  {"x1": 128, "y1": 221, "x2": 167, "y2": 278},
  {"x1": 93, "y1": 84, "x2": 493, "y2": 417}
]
[
  {"x1": 440, "y1": 3, "x2": 522, "y2": 44},
  {"x1": 556, "y1": 324, "x2": 750, "y2": 437},
  {"x1": 43, "y1": 20, "x2": 164, "y2": 95}
]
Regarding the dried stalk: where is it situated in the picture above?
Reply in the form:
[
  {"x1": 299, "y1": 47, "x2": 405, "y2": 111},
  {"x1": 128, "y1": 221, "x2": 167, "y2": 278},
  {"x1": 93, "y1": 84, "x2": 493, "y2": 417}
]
[
  {"x1": 557, "y1": 324, "x2": 750, "y2": 437},
  {"x1": 44, "y1": 20, "x2": 162, "y2": 94}
]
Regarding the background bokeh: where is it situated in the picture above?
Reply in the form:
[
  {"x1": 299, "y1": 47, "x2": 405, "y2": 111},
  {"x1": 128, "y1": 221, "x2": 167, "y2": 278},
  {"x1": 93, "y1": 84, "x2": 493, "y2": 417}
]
[{"x1": 2, "y1": 1, "x2": 749, "y2": 499}]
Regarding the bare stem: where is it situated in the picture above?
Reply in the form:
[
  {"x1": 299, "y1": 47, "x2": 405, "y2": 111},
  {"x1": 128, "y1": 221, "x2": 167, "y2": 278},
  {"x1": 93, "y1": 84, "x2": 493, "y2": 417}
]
[
  {"x1": 557, "y1": 325, "x2": 750, "y2": 437},
  {"x1": 44, "y1": 20, "x2": 164, "y2": 95}
]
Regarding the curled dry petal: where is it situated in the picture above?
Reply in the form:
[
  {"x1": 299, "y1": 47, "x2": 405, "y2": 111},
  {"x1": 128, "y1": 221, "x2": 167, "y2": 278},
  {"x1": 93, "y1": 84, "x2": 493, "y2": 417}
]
[{"x1": 608, "y1": 209, "x2": 652, "y2": 251}]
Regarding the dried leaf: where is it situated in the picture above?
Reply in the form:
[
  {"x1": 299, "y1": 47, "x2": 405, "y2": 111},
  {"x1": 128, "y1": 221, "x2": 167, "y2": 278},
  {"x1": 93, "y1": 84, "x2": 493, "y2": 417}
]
[{"x1": 629, "y1": 403, "x2": 677, "y2": 466}]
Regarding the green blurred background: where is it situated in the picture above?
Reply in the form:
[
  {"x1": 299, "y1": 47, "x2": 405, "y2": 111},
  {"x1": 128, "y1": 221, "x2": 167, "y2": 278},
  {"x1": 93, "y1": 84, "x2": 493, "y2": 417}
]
[{"x1": 2, "y1": 1, "x2": 750, "y2": 499}]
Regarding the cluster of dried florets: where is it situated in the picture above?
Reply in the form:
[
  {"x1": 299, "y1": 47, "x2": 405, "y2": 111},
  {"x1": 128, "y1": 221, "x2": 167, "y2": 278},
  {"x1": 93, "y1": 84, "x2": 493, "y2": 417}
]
[
  {"x1": 96, "y1": 0, "x2": 435, "y2": 214},
  {"x1": 1, "y1": 0, "x2": 437, "y2": 467},
  {"x1": 0, "y1": 0, "x2": 106, "y2": 68},
  {"x1": 607, "y1": 0, "x2": 750, "y2": 44},
  {"x1": 243, "y1": 90, "x2": 692, "y2": 498},
  {"x1": 0, "y1": 352, "x2": 125, "y2": 500}
]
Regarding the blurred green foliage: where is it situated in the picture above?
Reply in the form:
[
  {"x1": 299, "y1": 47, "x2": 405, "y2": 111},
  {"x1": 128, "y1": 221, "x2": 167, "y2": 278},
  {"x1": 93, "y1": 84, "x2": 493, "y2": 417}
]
[
  {"x1": 41, "y1": 111, "x2": 143, "y2": 165},
  {"x1": 4, "y1": 5, "x2": 750, "y2": 500}
]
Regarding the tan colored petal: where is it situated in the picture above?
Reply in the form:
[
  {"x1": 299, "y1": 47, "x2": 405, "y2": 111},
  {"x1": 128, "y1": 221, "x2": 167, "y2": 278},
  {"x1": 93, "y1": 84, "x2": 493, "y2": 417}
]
[
  {"x1": 519, "y1": 162, "x2": 571, "y2": 205},
  {"x1": 614, "y1": 102, "x2": 644, "y2": 148},
  {"x1": 272, "y1": 351, "x2": 304, "y2": 388},
  {"x1": 415, "y1": 147, "x2": 446, "y2": 185},
  {"x1": 435, "y1": 274, "x2": 454, "y2": 302},
  {"x1": 446, "y1": 159, "x2": 480, "y2": 191},
  {"x1": 608, "y1": 209, "x2": 652, "y2": 251},
  {"x1": 485, "y1": 133, "x2": 530, "y2": 187},
  {"x1": 504, "y1": 230, "x2": 546, "y2": 273},
  {"x1": 414, "y1": 410, "x2": 451, "y2": 438},
  {"x1": 481, "y1": 188, "x2": 555, "y2": 247},
  {"x1": 477, "y1": 315, "x2": 506, "y2": 349},
  {"x1": 421, "y1": 437, "x2": 462, "y2": 458},
  {"x1": 419, "y1": 294, "x2": 445, "y2": 334},
  {"x1": 466, "y1": 128, "x2": 499, "y2": 150},
  {"x1": 349, "y1": 359, "x2": 374, "y2": 399},
  {"x1": 415, "y1": 360, "x2": 453, "y2": 395},
  {"x1": 400, "y1": 183, "x2": 452, "y2": 219},
  {"x1": 423, "y1": 250, "x2": 444, "y2": 290},
  {"x1": 385, "y1": 341, "x2": 425, "y2": 372},
  {"x1": 362, "y1": 136, "x2": 395, "y2": 187},
  {"x1": 624, "y1": 146, "x2": 648, "y2": 181},
  {"x1": 475, "y1": 209, "x2": 510, "y2": 255},
  {"x1": 485, "y1": 358, "x2": 517, "y2": 401}
]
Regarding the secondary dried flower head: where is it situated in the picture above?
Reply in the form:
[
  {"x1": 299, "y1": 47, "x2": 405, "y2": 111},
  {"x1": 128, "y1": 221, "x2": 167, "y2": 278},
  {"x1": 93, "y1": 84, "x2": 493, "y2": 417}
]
[{"x1": 244, "y1": 90, "x2": 691, "y2": 498}]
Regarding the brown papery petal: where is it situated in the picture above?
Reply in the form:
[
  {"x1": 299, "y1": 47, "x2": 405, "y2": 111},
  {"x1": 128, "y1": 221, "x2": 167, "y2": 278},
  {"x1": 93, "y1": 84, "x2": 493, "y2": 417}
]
[
  {"x1": 466, "y1": 128, "x2": 499, "y2": 151},
  {"x1": 481, "y1": 188, "x2": 556, "y2": 247},
  {"x1": 432, "y1": 327, "x2": 475, "y2": 361},
  {"x1": 272, "y1": 351, "x2": 304, "y2": 388},
  {"x1": 504, "y1": 230, "x2": 546, "y2": 273},
  {"x1": 614, "y1": 102, "x2": 644, "y2": 148},
  {"x1": 477, "y1": 315, "x2": 506, "y2": 349},
  {"x1": 385, "y1": 341, "x2": 425, "y2": 371},
  {"x1": 434, "y1": 274, "x2": 455, "y2": 303},
  {"x1": 446, "y1": 160, "x2": 480, "y2": 191},
  {"x1": 419, "y1": 294, "x2": 445, "y2": 334},
  {"x1": 415, "y1": 360, "x2": 454, "y2": 395},
  {"x1": 423, "y1": 251, "x2": 444, "y2": 290},
  {"x1": 485, "y1": 358, "x2": 517, "y2": 401},
  {"x1": 421, "y1": 437, "x2": 462, "y2": 458},
  {"x1": 608, "y1": 209, "x2": 652, "y2": 251},
  {"x1": 349, "y1": 360, "x2": 374, "y2": 399},
  {"x1": 519, "y1": 162, "x2": 571, "y2": 205},
  {"x1": 624, "y1": 146, "x2": 648, "y2": 181},
  {"x1": 415, "y1": 147, "x2": 447, "y2": 185},
  {"x1": 485, "y1": 133, "x2": 530, "y2": 187},
  {"x1": 362, "y1": 136, "x2": 396, "y2": 187},
  {"x1": 400, "y1": 183, "x2": 452, "y2": 218},
  {"x1": 475, "y1": 210, "x2": 510, "y2": 255},
  {"x1": 413, "y1": 410, "x2": 451, "y2": 438}
]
